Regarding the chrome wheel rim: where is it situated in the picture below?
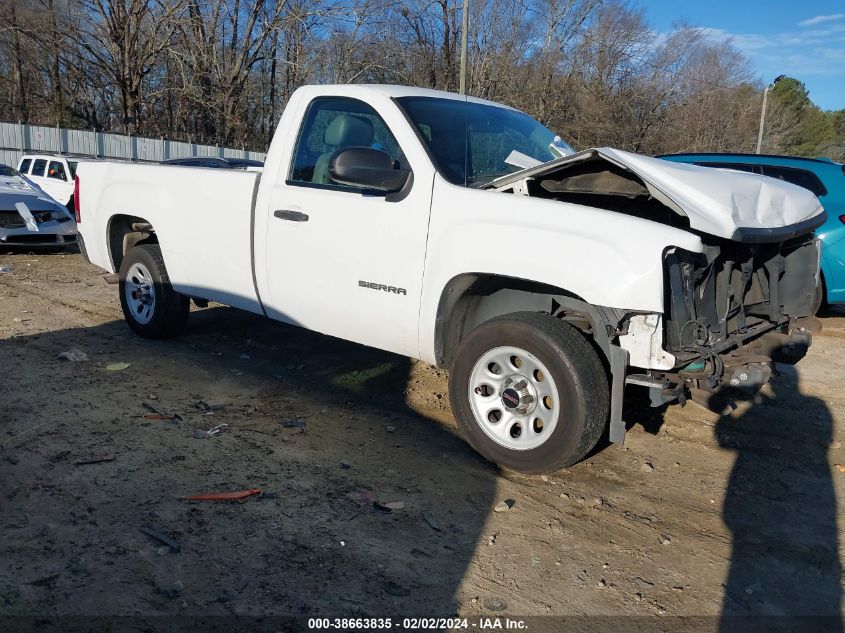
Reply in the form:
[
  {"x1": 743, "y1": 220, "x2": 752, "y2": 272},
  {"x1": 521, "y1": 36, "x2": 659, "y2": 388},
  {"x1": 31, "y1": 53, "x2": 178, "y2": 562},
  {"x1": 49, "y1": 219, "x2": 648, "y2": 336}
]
[
  {"x1": 124, "y1": 262, "x2": 155, "y2": 325},
  {"x1": 468, "y1": 346, "x2": 560, "y2": 451}
]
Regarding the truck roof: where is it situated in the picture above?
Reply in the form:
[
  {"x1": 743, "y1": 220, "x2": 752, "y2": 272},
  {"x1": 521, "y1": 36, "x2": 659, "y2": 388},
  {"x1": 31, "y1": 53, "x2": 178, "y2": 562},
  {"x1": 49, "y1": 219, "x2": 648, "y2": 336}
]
[
  {"x1": 305, "y1": 84, "x2": 519, "y2": 111},
  {"x1": 20, "y1": 153, "x2": 88, "y2": 161}
]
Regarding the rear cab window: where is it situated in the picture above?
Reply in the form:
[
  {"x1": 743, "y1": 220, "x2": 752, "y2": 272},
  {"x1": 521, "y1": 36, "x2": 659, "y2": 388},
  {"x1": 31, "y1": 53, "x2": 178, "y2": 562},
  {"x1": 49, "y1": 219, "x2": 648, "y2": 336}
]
[
  {"x1": 31, "y1": 159, "x2": 47, "y2": 177},
  {"x1": 19, "y1": 158, "x2": 31, "y2": 174}
]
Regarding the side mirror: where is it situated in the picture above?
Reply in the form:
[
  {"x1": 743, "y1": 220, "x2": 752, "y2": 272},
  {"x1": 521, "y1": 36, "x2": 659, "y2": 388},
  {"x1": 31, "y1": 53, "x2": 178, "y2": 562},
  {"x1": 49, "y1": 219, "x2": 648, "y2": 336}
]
[{"x1": 328, "y1": 147, "x2": 411, "y2": 193}]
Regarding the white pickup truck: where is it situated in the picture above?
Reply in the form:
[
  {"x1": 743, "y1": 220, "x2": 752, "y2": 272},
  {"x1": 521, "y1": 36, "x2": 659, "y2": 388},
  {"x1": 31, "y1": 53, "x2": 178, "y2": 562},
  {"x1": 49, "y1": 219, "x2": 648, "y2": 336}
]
[{"x1": 76, "y1": 84, "x2": 825, "y2": 473}]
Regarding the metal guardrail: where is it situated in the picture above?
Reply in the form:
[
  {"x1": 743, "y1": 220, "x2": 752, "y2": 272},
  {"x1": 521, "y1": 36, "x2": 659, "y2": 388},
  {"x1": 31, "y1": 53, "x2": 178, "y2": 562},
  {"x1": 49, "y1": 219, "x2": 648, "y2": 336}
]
[{"x1": 0, "y1": 121, "x2": 267, "y2": 168}]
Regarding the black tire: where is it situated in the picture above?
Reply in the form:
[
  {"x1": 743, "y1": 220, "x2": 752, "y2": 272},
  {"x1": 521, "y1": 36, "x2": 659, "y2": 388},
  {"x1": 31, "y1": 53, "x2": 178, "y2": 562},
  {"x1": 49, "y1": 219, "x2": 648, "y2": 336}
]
[
  {"x1": 118, "y1": 244, "x2": 189, "y2": 338},
  {"x1": 449, "y1": 312, "x2": 609, "y2": 474}
]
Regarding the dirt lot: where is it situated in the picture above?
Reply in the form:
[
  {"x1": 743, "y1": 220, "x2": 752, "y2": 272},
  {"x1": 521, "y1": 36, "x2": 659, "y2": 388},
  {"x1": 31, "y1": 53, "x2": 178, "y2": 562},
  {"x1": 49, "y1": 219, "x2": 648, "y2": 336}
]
[{"x1": 1, "y1": 248, "x2": 844, "y2": 628}]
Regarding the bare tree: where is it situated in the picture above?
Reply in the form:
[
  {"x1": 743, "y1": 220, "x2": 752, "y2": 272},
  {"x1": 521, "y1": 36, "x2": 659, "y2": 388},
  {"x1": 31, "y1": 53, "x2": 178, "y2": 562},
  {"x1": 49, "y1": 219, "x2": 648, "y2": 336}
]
[
  {"x1": 0, "y1": 0, "x2": 838, "y2": 158},
  {"x1": 0, "y1": 0, "x2": 32, "y2": 121},
  {"x1": 67, "y1": 0, "x2": 186, "y2": 134}
]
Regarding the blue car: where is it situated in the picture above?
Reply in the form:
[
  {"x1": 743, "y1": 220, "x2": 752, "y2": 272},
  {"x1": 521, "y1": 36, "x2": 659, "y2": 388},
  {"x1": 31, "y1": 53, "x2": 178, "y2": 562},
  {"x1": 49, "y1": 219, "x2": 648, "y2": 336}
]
[{"x1": 658, "y1": 153, "x2": 845, "y2": 305}]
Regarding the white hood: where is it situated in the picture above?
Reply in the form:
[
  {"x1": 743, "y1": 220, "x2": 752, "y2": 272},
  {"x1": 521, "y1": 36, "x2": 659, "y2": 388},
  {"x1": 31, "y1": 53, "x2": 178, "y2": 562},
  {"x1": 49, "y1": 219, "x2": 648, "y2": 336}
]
[{"x1": 492, "y1": 147, "x2": 826, "y2": 242}]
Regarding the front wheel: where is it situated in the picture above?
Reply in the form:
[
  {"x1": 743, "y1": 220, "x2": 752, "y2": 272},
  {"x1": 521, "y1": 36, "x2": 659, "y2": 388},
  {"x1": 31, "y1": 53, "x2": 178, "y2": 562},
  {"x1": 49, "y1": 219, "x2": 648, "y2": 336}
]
[
  {"x1": 449, "y1": 312, "x2": 609, "y2": 474},
  {"x1": 118, "y1": 244, "x2": 189, "y2": 338}
]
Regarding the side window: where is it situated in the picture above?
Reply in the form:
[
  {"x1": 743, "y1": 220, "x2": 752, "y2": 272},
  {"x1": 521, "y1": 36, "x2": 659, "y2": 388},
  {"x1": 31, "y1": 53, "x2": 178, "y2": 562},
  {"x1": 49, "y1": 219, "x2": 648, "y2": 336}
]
[
  {"x1": 19, "y1": 158, "x2": 31, "y2": 174},
  {"x1": 48, "y1": 161, "x2": 67, "y2": 180},
  {"x1": 695, "y1": 162, "x2": 760, "y2": 174},
  {"x1": 32, "y1": 159, "x2": 47, "y2": 177},
  {"x1": 289, "y1": 97, "x2": 405, "y2": 187},
  {"x1": 760, "y1": 165, "x2": 827, "y2": 197}
]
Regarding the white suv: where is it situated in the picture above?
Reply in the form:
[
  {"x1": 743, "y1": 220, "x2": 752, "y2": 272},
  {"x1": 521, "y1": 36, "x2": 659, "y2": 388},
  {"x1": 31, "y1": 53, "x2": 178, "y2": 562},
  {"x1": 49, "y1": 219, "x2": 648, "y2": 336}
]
[{"x1": 17, "y1": 154, "x2": 79, "y2": 208}]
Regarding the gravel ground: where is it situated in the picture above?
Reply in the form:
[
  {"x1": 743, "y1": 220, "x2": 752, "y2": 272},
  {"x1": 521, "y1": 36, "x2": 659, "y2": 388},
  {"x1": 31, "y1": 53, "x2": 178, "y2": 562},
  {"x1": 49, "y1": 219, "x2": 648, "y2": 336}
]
[{"x1": 1, "y1": 248, "x2": 843, "y2": 630}]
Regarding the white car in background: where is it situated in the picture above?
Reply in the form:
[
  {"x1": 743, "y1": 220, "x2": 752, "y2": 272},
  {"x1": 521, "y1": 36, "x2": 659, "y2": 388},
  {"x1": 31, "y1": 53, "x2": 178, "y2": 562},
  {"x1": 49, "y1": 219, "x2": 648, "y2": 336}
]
[
  {"x1": 17, "y1": 154, "x2": 79, "y2": 208},
  {"x1": 0, "y1": 163, "x2": 77, "y2": 247}
]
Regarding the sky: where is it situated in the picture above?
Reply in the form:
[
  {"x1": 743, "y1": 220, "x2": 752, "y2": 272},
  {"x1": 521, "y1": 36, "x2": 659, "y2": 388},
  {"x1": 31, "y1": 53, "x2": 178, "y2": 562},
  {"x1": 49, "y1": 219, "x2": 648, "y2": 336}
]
[{"x1": 643, "y1": 0, "x2": 845, "y2": 111}]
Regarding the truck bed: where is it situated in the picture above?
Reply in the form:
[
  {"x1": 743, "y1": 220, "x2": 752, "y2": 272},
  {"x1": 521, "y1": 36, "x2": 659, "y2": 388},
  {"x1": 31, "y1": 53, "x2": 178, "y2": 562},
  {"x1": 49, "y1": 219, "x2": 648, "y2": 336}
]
[{"x1": 79, "y1": 162, "x2": 263, "y2": 313}]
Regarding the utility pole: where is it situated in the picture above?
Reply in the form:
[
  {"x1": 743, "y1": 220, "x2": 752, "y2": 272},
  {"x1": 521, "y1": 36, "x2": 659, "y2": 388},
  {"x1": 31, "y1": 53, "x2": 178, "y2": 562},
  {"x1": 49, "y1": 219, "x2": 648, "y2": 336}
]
[
  {"x1": 755, "y1": 87, "x2": 769, "y2": 154},
  {"x1": 756, "y1": 75, "x2": 785, "y2": 154},
  {"x1": 459, "y1": 0, "x2": 469, "y2": 95}
]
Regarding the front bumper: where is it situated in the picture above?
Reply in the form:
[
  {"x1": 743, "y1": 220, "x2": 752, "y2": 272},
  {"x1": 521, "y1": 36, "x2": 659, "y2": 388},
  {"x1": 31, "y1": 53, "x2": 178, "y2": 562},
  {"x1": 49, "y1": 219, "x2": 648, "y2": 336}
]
[
  {"x1": 0, "y1": 208, "x2": 78, "y2": 247},
  {"x1": 0, "y1": 233, "x2": 77, "y2": 246},
  {"x1": 626, "y1": 233, "x2": 820, "y2": 408}
]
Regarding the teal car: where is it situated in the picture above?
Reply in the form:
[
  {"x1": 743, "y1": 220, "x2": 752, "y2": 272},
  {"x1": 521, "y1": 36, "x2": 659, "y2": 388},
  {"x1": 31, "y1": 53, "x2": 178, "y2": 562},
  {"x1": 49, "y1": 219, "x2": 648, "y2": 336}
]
[{"x1": 658, "y1": 153, "x2": 845, "y2": 305}]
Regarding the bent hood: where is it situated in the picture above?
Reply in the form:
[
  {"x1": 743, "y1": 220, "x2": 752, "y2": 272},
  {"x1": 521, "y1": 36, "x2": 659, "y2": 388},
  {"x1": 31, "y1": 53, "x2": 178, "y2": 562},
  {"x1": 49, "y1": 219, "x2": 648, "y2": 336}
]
[{"x1": 491, "y1": 147, "x2": 826, "y2": 242}]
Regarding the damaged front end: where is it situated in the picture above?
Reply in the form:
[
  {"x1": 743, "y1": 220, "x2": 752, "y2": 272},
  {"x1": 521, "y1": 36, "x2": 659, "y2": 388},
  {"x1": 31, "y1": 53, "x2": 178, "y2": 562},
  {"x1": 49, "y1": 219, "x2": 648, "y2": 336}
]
[
  {"x1": 0, "y1": 171, "x2": 77, "y2": 247},
  {"x1": 491, "y1": 146, "x2": 826, "y2": 417},
  {"x1": 633, "y1": 234, "x2": 821, "y2": 410},
  {"x1": 0, "y1": 205, "x2": 77, "y2": 246}
]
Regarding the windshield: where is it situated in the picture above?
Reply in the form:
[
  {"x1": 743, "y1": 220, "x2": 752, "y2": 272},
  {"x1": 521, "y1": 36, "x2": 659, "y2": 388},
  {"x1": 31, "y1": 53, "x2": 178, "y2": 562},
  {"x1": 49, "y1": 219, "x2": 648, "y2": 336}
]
[
  {"x1": 396, "y1": 96, "x2": 574, "y2": 186},
  {"x1": 0, "y1": 164, "x2": 19, "y2": 177}
]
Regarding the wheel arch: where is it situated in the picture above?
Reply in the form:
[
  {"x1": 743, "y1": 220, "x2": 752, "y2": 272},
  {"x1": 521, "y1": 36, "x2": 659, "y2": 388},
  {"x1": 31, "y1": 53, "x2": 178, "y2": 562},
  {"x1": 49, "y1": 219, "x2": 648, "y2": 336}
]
[
  {"x1": 434, "y1": 273, "x2": 628, "y2": 368},
  {"x1": 434, "y1": 272, "x2": 633, "y2": 444},
  {"x1": 107, "y1": 213, "x2": 159, "y2": 272}
]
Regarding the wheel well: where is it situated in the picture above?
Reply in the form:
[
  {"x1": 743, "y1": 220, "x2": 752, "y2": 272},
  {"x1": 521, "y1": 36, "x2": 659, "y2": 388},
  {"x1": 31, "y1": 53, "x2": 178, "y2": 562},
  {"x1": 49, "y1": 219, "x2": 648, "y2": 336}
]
[
  {"x1": 107, "y1": 214, "x2": 158, "y2": 271},
  {"x1": 434, "y1": 273, "x2": 617, "y2": 368}
]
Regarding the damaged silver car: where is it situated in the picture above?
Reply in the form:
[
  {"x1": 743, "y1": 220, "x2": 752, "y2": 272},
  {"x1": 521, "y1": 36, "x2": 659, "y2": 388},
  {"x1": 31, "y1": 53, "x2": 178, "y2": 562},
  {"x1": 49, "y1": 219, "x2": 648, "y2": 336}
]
[{"x1": 0, "y1": 164, "x2": 77, "y2": 247}]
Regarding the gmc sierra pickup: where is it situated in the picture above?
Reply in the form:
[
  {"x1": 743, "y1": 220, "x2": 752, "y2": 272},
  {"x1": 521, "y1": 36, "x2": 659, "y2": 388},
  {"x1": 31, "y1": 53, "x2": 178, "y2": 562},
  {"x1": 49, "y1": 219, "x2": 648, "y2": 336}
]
[{"x1": 76, "y1": 84, "x2": 825, "y2": 474}]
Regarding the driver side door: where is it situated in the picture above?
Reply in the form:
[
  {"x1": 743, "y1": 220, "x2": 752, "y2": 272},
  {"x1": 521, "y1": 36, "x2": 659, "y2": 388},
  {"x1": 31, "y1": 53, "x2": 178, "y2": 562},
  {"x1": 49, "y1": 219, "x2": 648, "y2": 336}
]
[{"x1": 262, "y1": 96, "x2": 433, "y2": 358}]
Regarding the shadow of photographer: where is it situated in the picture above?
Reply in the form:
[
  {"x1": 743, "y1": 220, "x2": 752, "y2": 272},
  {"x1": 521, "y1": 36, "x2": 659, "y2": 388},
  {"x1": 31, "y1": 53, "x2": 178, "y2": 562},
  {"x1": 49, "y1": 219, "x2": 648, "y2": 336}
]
[{"x1": 716, "y1": 366, "x2": 842, "y2": 632}]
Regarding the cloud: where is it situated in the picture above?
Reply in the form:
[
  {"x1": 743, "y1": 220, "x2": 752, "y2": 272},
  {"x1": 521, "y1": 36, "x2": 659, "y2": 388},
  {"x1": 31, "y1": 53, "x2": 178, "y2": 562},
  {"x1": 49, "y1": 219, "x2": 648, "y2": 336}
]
[
  {"x1": 695, "y1": 27, "x2": 776, "y2": 51},
  {"x1": 798, "y1": 14, "x2": 845, "y2": 27},
  {"x1": 697, "y1": 23, "x2": 845, "y2": 51}
]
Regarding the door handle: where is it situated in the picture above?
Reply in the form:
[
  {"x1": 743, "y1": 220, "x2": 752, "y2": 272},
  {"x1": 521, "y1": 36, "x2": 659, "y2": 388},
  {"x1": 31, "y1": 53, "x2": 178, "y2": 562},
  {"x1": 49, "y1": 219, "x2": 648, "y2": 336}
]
[{"x1": 274, "y1": 209, "x2": 309, "y2": 222}]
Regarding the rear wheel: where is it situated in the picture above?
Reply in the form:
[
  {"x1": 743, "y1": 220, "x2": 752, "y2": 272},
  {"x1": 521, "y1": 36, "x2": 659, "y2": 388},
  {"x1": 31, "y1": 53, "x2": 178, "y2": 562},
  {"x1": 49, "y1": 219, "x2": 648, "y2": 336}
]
[
  {"x1": 119, "y1": 244, "x2": 189, "y2": 338},
  {"x1": 449, "y1": 312, "x2": 609, "y2": 474}
]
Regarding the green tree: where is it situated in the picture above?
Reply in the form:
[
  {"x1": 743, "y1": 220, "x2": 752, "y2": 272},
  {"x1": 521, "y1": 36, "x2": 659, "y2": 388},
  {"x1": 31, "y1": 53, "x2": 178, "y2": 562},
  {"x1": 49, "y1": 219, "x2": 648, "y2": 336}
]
[{"x1": 766, "y1": 77, "x2": 838, "y2": 158}]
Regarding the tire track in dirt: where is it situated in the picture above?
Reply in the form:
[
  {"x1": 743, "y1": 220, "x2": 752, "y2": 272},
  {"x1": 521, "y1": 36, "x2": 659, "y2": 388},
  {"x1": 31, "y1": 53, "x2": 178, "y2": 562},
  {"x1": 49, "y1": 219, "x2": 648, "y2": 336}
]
[{"x1": 2, "y1": 250, "x2": 844, "y2": 620}]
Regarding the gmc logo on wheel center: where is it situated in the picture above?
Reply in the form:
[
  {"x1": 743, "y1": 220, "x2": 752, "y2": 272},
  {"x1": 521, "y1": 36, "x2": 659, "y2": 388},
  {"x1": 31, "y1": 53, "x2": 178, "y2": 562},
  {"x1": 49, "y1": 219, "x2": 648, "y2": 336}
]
[{"x1": 359, "y1": 281, "x2": 407, "y2": 295}]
